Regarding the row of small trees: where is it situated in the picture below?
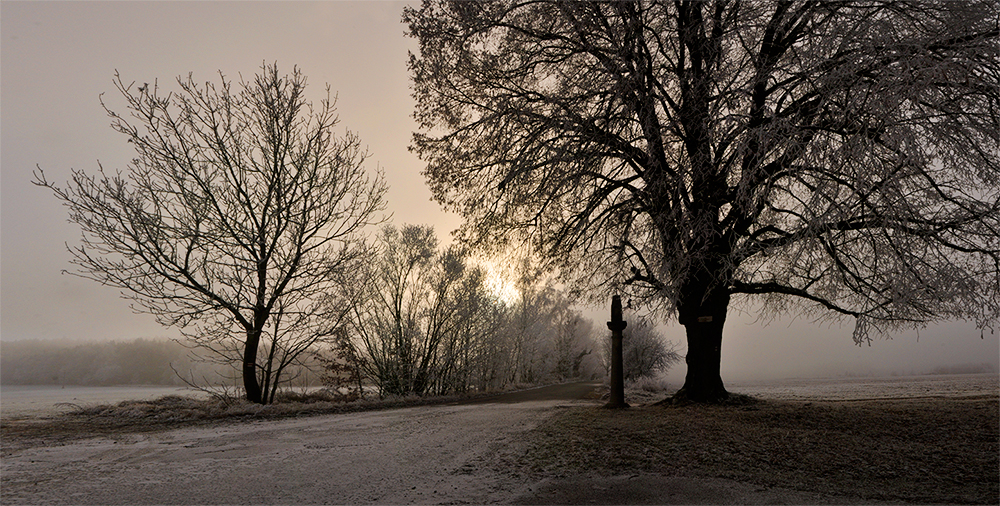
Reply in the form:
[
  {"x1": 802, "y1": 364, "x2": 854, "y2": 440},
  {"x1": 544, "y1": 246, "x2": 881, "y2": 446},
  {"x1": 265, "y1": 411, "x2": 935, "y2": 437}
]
[
  {"x1": 325, "y1": 224, "x2": 605, "y2": 397},
  {"x1": 320, "y1": 223, "x2": 680, "y2": 398}
]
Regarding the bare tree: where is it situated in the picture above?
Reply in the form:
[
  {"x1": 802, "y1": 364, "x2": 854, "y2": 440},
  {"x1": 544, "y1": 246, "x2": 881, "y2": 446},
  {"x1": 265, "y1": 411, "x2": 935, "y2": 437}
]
[
  {"x1": 406, "y1": 1, "x2": 1000, "y2": 401},
  {"x1": 430, "y1": 259, "x2": 502, "y2": 394},
  {"x1": 551, "y1": 302, "x2": 596, "y2": 381},
  {"x1": 315, "y1": 327, "x2": 366, "y2": 401},
  {"x1": 34, "y1": 63, "x2": 387, "y2": 404},
  {"x1": 350, "y1": 224, "x2": 522, "y2": 396},
  {"x1": 505, "y1": 265, "x2": 557, "y2": 384},
  {"x1": 345, "y1": 224, "x2": 438, "y2": 396}
]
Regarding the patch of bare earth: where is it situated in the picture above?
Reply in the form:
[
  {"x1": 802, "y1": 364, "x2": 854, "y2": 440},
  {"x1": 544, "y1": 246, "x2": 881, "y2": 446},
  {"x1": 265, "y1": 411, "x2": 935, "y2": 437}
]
[{"x1": 514, "y1": 396, "x2": 998, "y2": 504}]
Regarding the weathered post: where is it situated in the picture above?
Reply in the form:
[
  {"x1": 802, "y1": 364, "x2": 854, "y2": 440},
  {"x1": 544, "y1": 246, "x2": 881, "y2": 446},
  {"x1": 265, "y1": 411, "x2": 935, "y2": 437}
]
[{"x1": 605, "y1": 295, "x2": 628, "y2": 409}]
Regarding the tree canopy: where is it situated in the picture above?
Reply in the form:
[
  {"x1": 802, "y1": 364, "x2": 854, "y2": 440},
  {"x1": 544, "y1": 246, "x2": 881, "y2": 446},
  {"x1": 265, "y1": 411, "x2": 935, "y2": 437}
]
[{"x1": 406, "y1": 0, "x2": 1000, "y2": 401}]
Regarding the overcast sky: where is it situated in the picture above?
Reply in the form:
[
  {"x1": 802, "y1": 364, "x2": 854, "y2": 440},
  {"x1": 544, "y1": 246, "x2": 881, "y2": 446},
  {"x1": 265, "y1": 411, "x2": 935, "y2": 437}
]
[{"x1": 2, "y1": 1, "x2": 996, "y2": 383}]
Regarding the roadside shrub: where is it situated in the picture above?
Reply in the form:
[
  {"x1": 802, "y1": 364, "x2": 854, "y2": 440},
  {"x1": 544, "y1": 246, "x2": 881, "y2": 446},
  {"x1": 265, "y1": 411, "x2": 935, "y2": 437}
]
[
  {"x1": 628, "y1": 375, "x2": 672, "y2": 392},
  {"x1": 603, "y1": 317, "x2": 681, "y2": 382}
]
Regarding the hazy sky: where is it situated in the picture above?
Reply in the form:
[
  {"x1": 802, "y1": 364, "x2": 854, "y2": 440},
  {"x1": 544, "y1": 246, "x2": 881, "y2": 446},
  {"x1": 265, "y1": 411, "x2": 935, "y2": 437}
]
[{"x1": 2, "y1": 1, "x2": 996, "y2": 383}]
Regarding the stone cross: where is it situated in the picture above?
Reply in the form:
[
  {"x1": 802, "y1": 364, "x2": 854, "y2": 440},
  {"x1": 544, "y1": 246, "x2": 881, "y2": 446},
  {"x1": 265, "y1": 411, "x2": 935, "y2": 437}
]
[{"x1": 605, "y1": 295, "x2": 628, "y2": 408}]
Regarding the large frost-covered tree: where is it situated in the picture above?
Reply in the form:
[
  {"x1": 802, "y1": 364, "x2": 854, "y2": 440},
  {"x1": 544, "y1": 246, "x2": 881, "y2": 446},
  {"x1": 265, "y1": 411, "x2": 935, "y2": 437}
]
[{"x1": 406, "y1": 1, "x2": 1000, "y2": 401}]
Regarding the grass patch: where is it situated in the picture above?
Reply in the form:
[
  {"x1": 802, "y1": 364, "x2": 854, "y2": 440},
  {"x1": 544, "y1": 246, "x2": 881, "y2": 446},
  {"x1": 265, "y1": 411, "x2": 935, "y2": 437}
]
[{"x1": 518, "y1": 397, "x2": 998, "y2": 504}]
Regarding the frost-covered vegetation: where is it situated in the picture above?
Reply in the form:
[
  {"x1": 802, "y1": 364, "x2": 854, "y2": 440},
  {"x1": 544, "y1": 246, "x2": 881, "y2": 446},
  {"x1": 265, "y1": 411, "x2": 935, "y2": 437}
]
[
  {"x1": 29, "y1": 64, "x2": 622, "y2": 404},
  {"x1": 54, "y1": 389, "x2": 488, "y2": 424},
  {"x1": 406, "y1": 0, "x2": 1000, "y2": 404},
  {"x1": 323, "y1": 224, "x2": 607, "y2": 397},
  {"x1": 599, "y1": 318, "x2": 681, "y2": 383}
]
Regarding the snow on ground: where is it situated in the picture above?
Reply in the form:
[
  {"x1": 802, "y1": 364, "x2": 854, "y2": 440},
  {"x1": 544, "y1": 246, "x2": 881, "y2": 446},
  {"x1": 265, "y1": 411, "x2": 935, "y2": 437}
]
[{"x1": 726, "y1": 373, "x2": 999, "y2": 401}]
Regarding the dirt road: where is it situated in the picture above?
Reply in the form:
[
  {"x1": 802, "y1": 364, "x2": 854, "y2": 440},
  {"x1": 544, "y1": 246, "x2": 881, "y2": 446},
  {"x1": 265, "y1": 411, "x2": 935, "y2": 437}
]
[{"x1": 1, "y1": 383, "x2": 602, "y2": 504}]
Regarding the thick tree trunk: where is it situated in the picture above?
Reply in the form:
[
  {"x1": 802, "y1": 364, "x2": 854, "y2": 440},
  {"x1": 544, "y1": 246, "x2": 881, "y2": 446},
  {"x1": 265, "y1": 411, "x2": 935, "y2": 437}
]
[
  {"x1": 673, "y1": 279, "x2": 731, "y2": 404},
  {"x1": 243, "y1": 330, "x2": 264, "y2": 404},
  {"x1": 675, "y1": 317, "x2": 728, "y2": 403}
]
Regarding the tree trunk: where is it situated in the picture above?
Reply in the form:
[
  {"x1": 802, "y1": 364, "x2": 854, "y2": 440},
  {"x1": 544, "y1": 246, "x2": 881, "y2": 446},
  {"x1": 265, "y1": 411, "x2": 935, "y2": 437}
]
[
  {"x1": 673, "y1": 280, "x2": 730, "y2": 404},
  {"x1": 675, "y1": 318, "x2": 728, "y2": 403},
  {"x1": 243, "y1": 330, "x2": 264, "y2": 404}
]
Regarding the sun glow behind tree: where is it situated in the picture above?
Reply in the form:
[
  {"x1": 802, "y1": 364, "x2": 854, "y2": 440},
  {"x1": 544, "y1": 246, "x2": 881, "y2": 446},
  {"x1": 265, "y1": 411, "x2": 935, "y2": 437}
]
[{"x1": 482, "y1": 261, "x2": 521, "y2": 306}]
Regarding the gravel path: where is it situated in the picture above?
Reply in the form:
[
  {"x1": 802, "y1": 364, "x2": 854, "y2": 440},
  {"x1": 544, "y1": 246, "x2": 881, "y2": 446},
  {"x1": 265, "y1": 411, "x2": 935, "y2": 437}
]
[
  {"x1": 2, "y1": 398, "x2": 574, "y2": 504},
  {"x1": 2, "y1": 383, "x2": 617, "y2": 504}
]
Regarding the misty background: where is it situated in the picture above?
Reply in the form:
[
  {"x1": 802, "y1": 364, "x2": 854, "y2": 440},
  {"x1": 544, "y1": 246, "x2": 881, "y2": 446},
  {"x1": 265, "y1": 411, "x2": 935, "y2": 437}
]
[{"x1": 2, "y1": 1, "x2": 997, "y2": 388}]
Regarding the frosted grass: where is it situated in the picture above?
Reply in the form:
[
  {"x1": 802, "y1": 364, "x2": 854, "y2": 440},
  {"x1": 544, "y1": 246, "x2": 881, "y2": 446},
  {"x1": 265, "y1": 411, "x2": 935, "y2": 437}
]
[{"x1": 728, "y1": 373, "x2": 998, "y2": 401}]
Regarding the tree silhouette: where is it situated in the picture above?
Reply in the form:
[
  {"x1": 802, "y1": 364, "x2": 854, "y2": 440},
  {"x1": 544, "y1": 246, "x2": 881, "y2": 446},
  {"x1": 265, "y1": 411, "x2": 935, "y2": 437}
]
[{"x1": 35, "y1": 63, "x2": 387, "y2": 403}]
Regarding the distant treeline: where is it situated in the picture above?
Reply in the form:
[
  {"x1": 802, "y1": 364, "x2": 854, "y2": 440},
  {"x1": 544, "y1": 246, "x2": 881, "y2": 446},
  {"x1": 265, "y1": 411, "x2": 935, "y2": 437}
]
[
  {"x1": 928, "y1": 363, "x2": 996, "y2": 375},
  {"x1": 0, "y1": 338, "x2": 233, "y2": 386}
]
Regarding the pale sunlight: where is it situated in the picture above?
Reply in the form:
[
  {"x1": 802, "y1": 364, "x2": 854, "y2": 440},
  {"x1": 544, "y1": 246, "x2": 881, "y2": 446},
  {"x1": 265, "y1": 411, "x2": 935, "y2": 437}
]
[{"x1": 483, "y1": 261, "x2": 520, "y2": 306}]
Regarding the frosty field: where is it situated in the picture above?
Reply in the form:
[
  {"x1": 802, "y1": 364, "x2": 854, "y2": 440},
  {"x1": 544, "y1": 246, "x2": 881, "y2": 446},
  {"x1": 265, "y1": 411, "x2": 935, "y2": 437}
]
[
  {"x1": 0, "y1": 385, "x2": 205, "y2": 419},
  {"x1": 726, "y1": 372, "x2": 998, "y2": 401}
]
